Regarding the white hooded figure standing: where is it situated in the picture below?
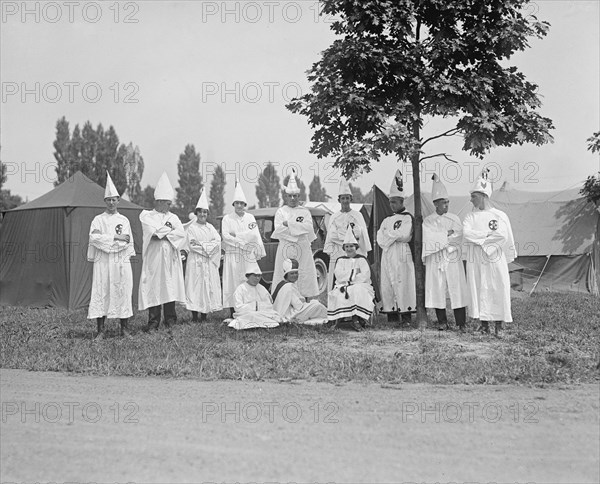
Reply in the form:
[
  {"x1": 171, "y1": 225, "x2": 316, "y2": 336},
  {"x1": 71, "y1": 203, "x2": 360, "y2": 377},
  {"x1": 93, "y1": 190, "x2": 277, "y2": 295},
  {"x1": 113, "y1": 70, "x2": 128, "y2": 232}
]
[
  {"x1": 422, "y1": 174, "x2": 470, "y2": 331},
  {"x1": 221, "y1": 180, "x2": 266, "y2": 314},
  {"x1": 271, "y1": 169, "x2": 320, "y2": 299},
  {"x1": 183, "y1": 188, "x2": 222, "y2": 322},
  {"x1": 138, "y1": 172, "x2": 186, "y2": 333},
  {"x1": 87, "y1": 172, "x2": 135, "y2": 339},
  {"x1": 376, "y1": 169, "x2": 417, "y2": 326},
  {"x1": 462, "y1": 169, "x2": 516, "y2": 337},
  {"x1": 324, "y1": 178, "x2": 371, "y2": 291}
]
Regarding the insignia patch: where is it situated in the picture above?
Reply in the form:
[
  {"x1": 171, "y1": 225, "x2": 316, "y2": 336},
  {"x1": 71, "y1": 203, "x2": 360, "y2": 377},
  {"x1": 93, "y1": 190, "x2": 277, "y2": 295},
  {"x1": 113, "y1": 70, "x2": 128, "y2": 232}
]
[
  {"x1": 115, "y1": 224, "x2": 123, "y2": 235},
  {"x1": 488, "y1": 219, "x2": 498, "y2": 231},
  {"x1": 296, "y1": 216, "x2": 304, "y2": 222},
  {"x1": 248, "y1": 222, "x2": 257, "y2": 230},
  {"x1": 481, "y1": 181, "x2": 487, "y2": 188},
  {"x1": 165, "y1": 221, "x2": 173, "y2": 229},
  {"x1": 349, "y1": 222, "x2": 355, "y2": 228},
  {"x1": 393, "y1": 220, "x2": 403, "y2": 230}
]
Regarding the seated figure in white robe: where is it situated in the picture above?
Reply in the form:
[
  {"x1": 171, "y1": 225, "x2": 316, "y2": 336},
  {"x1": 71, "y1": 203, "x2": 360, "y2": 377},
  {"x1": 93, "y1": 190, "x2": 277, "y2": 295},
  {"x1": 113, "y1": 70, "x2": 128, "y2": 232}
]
[
  {"x1": 272, "y1": 259, "x2": 327, "y2": 325},
  {"x1": 327, "y1": 228, "x2": 375, "y2": 331},
  {"x1": 227, "y1": 262, "x2": 284, "y2": 330}
]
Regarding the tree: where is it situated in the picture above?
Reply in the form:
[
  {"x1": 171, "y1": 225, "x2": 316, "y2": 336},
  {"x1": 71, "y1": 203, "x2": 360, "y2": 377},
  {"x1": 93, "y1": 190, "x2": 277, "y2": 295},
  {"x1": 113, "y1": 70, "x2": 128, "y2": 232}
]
[
  {"x1": 175, "y1": 144, "x2": 203, "y2": 216},
  {"x1": 287, "y1": 0, "x2": 554, "y2": 325},
  {"x1": 282, "y1": 173, "x2": 307, "y2": 202},
  {"x1": 0, "y1": 152, "x2": 24, "y2": 211},
  {"x1": 138, "y1": 184, "x2": 156, "y2": 209},
  {"x1": 309, "y1": 175, "x2": 330, "y2": 202},
  {"x1": 256, "y1": 162, "x2": 281, "y2": 208},
  {"x1": 579, "y1": 132, "x2": 600, "y2": 206},
  {"x1": 209, "y1": 164, "x2": 226, "y2": 218},
  {"x1": 53, "y1": 117, "x2": 71, "y2": 184},
  {"x1": 123, "y1": 143, "x2": 144, "y2": 203}
]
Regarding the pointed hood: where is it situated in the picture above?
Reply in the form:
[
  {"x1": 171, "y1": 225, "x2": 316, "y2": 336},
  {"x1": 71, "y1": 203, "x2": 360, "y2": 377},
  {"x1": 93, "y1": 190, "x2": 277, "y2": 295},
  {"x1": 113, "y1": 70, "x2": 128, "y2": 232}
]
[
  {"x1": 195, "y1": 188, "x2": 209, "y2": 210},
  {"x1": 342, "y1": 226, "x2": 359, "y2": 246},
  {"x1": 338, "y1": 178, "x2": 352, "y2": 197},
  {"x1": 104, "y1": 171, "x2": 120, "y2": 198},
  {"x1": 232, "y1": 180, "x2": 248, "y2": 205},
  {"x1": 388, "y1": 169, "x2": 405, "y2": 198},
  {"x1": 470, "y1": 169, "x2": 492, "y2": 197},
  {"x1": 244, "y1": 261, "x2": 262, "y2": 276},
  {"x1": 284, "y1": 169, "x2": 300, "y2": 194},
  {"x1": 154, "y1": 172, "x2": 175, "y2": 201},
  {"x1": 282, "y1": 258, "x2": 299, "y2": 277},
  {"x1": 431, "y1": 174, "x2": 449, "y2": 201}
]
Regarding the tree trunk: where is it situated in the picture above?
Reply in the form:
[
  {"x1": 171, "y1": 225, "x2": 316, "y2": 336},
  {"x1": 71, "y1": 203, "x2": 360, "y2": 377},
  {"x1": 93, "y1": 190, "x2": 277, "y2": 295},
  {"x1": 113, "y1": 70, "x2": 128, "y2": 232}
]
[{"x1": 411, "y1": 120, "x2": 427, "y2": 328}]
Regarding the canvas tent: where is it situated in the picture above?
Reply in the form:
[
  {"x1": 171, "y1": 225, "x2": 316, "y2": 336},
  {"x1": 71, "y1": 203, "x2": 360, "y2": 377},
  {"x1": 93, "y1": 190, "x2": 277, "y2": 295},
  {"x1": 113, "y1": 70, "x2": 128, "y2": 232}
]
[
  {"x1": 0, "y1": 172, "x2": 144, "y2": 309},
  {"x1": 367, "y1": 183, "x2": 599, "y2": 296}
]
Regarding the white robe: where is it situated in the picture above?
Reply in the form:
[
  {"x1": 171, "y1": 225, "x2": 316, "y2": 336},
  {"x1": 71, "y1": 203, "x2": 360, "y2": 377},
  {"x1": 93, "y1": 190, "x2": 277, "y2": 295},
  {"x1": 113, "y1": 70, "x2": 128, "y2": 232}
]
[
  {"x1": 184, "y1": 221, "x2": 222, "y2": 313},
  {"x1": 327, "y1": 256, "x2": 375, "y2": 321},
  {"x1": 87, "y1": 212, "x2": 135, "y2": 319},
  {"x1": 271, "y1": 205, "x2": 319, "y2": 298},
  {"x1": 138, "y1": 210, "x2": 186, "y2": 310},
  {"x1": 376, "y1": 212, "x2": 416, "y2": 313},
  {"x1": 463, "y1": 208, "x2": 516, "y2": 322},
  {"x1": 272, "y1": 282, "x2": 327, "y2": 325},
  {"x1": 221, "y1": 212, "x2": 266, "y2": 308},
  {"x1": 324, "y1": 209, "x2": 372, "y2": 290},
  {"x1": 228, "y1": 282, "x2": 283, "y2": 330},
  {"x1": 422, "y1": 212, "x2": 470, "y2": 309}
]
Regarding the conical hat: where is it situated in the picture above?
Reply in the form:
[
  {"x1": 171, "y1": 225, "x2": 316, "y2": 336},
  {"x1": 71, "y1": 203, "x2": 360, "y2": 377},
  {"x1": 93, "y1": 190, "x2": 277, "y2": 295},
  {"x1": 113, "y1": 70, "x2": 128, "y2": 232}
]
[
  {"x1": 431, "y1": 174, "x2": 449, "y2": 201},
  {"x1": 284, "y1": 169, "x2": 300, "y2": 194},
  {"x1": 339, "y1": 178, "x2": 352, "y2": 197},
  {"x1": 233, "y1": 180, "x2": 247, "y2": 205},
  {"x1": 342, "y1": 226, "x2": 359, "y2": 245},
  {"x1": 388, "y1": 169, "x2": 405, "y2": 198},
  {"x1": 195, "y1": 188, "x2": 209, "y2": 210},
  {"x1": 104, "y1": 171, "x2": 119, "y2": 198},
  {"x1": 154, "y1": 172, "x2": 174, "y2": 200},
  {"x1": 282, "y1": 258, "x2": 299, "y2": 276},
  {"x1": 470, "y1": 169, "x2": 492, "y2": 197},
  {"x1": 244, "y1": 261, "x2": 262, "y2": 276}
]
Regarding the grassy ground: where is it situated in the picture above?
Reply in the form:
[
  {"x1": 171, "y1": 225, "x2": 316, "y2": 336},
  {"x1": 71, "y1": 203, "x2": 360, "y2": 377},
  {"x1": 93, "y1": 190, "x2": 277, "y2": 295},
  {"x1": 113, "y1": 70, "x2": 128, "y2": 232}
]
[{"x1": 1, "y1": 292, "x2": 598, "y2": 384}]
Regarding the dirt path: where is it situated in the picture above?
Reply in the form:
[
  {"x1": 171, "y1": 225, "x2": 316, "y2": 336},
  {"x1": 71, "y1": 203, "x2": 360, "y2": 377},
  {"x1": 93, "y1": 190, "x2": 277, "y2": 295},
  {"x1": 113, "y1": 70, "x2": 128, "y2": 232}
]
[{"x1": 1, "y1": 369, "x2": 598, "y2": 483}]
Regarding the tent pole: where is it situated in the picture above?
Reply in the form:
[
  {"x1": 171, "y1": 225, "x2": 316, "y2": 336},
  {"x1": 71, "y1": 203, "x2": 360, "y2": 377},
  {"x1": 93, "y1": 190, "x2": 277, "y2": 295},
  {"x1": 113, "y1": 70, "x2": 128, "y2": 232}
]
[{"x1": 529, "y1": 255, "x2": 551, "y2": 296}]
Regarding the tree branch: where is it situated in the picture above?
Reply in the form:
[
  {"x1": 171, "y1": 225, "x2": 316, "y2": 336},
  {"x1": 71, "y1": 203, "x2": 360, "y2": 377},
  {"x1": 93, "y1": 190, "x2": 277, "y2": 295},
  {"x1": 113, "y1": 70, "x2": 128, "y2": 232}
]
[
  {"x1": 419, "y1": 153, "x2": 459, "y2": 163},
  {"x1": 420, "y1": 128, "x2": 462, "y2": 147}
]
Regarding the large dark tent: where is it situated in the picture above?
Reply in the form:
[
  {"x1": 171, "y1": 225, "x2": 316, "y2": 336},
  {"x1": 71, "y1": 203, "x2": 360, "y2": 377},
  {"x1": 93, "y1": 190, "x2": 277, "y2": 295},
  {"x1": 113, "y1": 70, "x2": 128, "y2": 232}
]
[{"x1": 0, "y1": 172, "x2": 144, "y2": 310}]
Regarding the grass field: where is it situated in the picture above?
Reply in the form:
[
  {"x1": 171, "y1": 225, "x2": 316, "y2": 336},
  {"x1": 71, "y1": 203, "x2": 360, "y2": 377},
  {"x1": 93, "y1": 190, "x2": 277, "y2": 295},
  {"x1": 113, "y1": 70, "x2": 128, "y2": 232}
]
[{"x1": 1, "y1": 292, "x2": 598, "y2": 384}]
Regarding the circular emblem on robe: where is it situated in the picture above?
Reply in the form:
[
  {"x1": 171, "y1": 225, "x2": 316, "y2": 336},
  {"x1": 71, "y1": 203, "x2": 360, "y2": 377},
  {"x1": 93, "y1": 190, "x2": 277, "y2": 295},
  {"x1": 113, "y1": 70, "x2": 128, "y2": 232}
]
[
  {"x1": 296, "y1": 216, "x2": 304, "y2": 222},
  {"x1": 349, "y1": 222, "x2": 355, "y2": 228},
  {"x1": 115, "y1": 224, "x2": 123, "y2": 235},
  {"x1": 165, "y1": 221, "x2": 173, "y2": 229},
  {"x1": 248, "y1": 222, "x2": 257, "y2": 230},
  {"x1": 393, "y1": 220, "x2": 403, "y2": 230},
  {"x1": 488, "y1": 219, "x2": 498, "y2": 231}
]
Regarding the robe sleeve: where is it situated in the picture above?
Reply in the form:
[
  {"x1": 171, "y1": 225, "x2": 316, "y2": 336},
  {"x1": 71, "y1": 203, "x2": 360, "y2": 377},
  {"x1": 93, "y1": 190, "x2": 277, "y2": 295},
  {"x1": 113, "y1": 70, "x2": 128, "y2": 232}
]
[
  {"x1": 288, "y1": 208, "x2": 316, "y2": 242},
  {"x1": 233, "y1": 284, "x2": 256, "y2": 314},
  {"x1": 271, "y1": 208, "x2": 297, "y2": 242},
  {"x1": 353, "y1": 212, "x2": 372, "y2": 253},
  {"x1": 353, "y1": 257, "x2": 372, "y2": 284},
  {"x1": 422, "y1": 217, "x2": 449, "y2": 261},
  {"x1": 88, "y1": 217, "x2": 118, "y2": 253},
  {"x1": 273, "y1": 283, "x2": 293, "y2": 318},
  {"x1": 165, "y1": 214, "x2": 185, "y2": 250},
  {"x1": 221, "y1": 216, "x2": 246, "y2": 249},
  {"x1": 462, "y1": 213, "x2": 489, "y2": 246},
  {"x1": 324, "y1": 213, "x2": 342, "y2": 255}
]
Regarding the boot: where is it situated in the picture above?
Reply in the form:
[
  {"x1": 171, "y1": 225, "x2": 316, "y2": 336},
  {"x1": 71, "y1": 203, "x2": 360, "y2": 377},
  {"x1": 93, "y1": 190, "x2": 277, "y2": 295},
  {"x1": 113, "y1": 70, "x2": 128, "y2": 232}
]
[
  {"x1": 191, "y1": 311, "x2": 199, "y2": 323},
  {"x1": 494, "y1": 321, "x2": 502, "y2": 339},
  {"x1": 387, "y1": 311, "x2": 399, "y2": 323},
  {"x1": 454, "y1": 307, "x2": 467, "y2": 332},
  {"x1": 229, "y1": 308, "x2": 235, "y2": 318},
  {"x1": 200, "y1": 313, "x2": 207, "y2": 322},
  {"x1": 435, "y1": 309, "x2": 450, "y2": 331},
  {"x1": 478, "y1": 320, "x2": 490, "y2": 334},
  {"x1": 400, "y1": 312, "x2": 412, "y2": 328},
  {"x1": 95, "y1": 317, "x2": 106, "y2": 339},
  {"x1": 120, "y1": 318, "x2": 131, "y2": 337},
  {"x1": 350, "y1": 315, "x2": 363, "y2": 332}
]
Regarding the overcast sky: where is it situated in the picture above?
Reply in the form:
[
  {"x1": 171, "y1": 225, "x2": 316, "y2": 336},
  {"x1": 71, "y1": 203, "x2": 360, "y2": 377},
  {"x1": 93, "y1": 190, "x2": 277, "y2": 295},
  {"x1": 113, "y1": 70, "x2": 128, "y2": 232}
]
[{"x1": 2, "y1": 0, "x2": 599, "y2": 205}]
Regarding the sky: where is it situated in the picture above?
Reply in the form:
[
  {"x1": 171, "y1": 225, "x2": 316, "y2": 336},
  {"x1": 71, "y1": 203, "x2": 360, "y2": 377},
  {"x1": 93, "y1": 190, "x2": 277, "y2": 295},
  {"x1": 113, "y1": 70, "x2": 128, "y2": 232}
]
[{"x1": 1, "y1": 0, "x2": 599, "y2": 206}]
